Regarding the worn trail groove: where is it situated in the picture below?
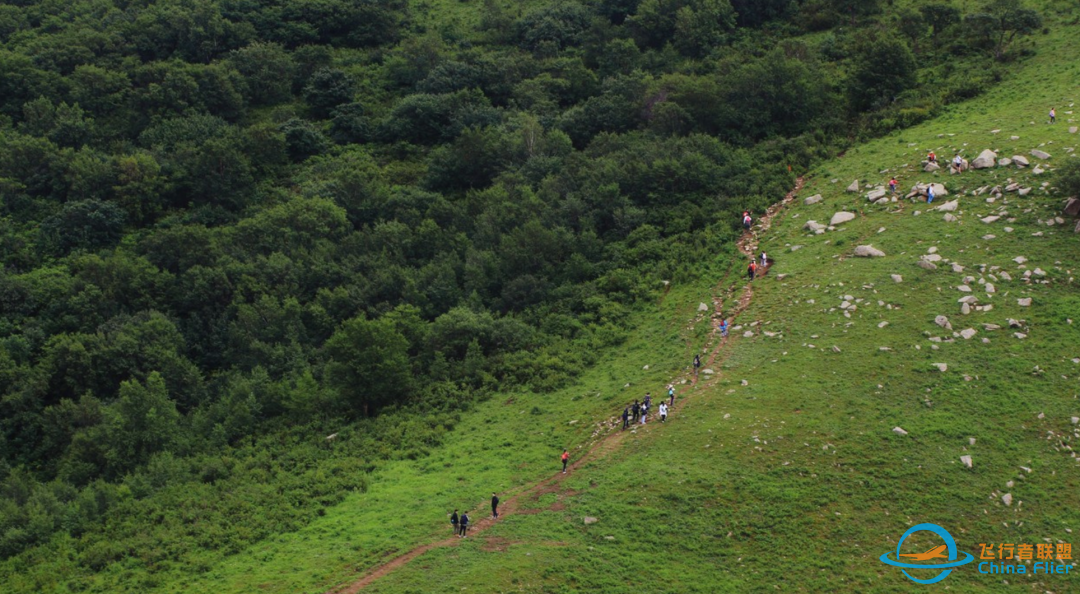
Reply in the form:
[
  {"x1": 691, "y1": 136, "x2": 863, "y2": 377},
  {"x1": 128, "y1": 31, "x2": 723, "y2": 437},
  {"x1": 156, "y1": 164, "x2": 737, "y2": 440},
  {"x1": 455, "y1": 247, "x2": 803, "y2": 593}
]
[{"x1": 326, "y1": 178, "x2": 805, "y2": 593}]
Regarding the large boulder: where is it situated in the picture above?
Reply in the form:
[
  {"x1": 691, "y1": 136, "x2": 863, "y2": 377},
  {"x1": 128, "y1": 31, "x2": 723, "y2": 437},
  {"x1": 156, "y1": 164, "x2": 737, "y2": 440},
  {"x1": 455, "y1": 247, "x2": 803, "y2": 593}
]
[
  {"x1": 853, "y1": 245, "x2": 886, "y2": 257},
  {"x1": 866, "y1": 188, "x2": 887, "y2": 202},
  {"x1": 935, "y1": 199, "x2": 959, "y2": 212},
  {"x1": 830, "y1": 212, "x2": 856, "y2": 226},
  {"x1": 924, "y1": 162, "x2": 940, "y2": 172},
  {"x1": 970, "y1": 149, "x2": 997, "y2": 169},
  {"x1": 804, "y1": 194, "x2": 823, "y2": 205},
  {"x1": 1030, "y1": 149, "x2": 1051, "y2": 160},
  {"x1": 1012, "y1": 155, "x2": 1029, "y2": 167}
]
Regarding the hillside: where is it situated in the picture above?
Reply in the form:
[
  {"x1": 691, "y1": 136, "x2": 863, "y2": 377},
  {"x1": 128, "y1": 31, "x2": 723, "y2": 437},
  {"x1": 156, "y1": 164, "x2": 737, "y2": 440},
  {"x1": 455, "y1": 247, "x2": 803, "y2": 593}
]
[{"x1": 1, "y1": 0, "x2": 1078, "y2": 592}]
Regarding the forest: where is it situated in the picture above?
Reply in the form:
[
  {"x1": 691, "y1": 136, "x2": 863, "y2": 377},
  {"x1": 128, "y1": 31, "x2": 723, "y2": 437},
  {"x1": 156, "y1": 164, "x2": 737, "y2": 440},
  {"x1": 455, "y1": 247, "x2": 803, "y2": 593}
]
[{"x1": 0, "y1": 0, "x2": 1048, "y2": 588}]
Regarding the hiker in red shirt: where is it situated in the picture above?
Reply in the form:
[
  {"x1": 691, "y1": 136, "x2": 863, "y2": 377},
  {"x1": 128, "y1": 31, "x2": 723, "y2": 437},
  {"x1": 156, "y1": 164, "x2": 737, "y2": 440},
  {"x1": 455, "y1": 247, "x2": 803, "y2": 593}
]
[
  {"x1": 748, "y1": 259, "x2": 757, "y2": 280},
  {"x1": 927, "y1": 151, "x2": 936, "y2": 163},
  {"x1": 561, "y1": 449, "x2": 569, "y2": 473},
  {"x1": 742, "y1": 211, "x2": 752, "y2": 230}
]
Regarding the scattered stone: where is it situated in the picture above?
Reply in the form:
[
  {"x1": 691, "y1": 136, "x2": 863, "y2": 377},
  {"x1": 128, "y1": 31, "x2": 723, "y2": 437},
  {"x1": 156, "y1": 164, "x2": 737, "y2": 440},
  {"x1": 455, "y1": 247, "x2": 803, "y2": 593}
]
[
  {"x1": 846, "y1": 180, "x2": 860, "y2": 193},
  {"x1": 985, "y1": 283, "x2": 995, "y2": 293},
  {"x1": 924, "y1": 162, "x2": 940, "y2": 172},
  {"x1": 1013, "y1": 256, "x2": 1027, "y2": 264},
  {"x1": 1001, "y1": 493, "x2": 1013, "y2": 506},
  {"x1": 960, "y1": 328, "x2": 977, "y2": 340},
  {"x1": 702, "y1": 369, "x2": 715, "y2": 375},
  {"x1": 804, "y1": 194, "x2": 823, "y2": 205},
  {"x1": 961, "y1": 302, "x2": 971, "y2": 315},
  {"x1": 1030, "y1": 149, "x2": 1051, "y2": 160},
  {"x1": 853, "y1": 245, "x2": 886, "y2": 257},
  {"x1": 878, "y1": 321, "x2": 889, "y2": 328},
  {"x1": 935, "y1": 199, "x2": 959, "y2": 212},
  {"x1": 957, "y1": 285, "x2": 972, "y2": 292},
  {"x1": 943, "y1": 213, "x2": 957, "y2": 222},
  {"x1": 1012, "y1": 155, "x2": 1029, "y2": 167},
  {"x1": 866, "y1": 188, "x2": 887, "y2": 201},
  {"x1": 698, "y1": 303, "x2": 709, "y2": 312},
  {"x1": 960, "y1": 455, "x2": 972, "y2": 468},
  {"x1": 584, "y1": 517, "x2": 599, "y2": 525},
  {"x1": 1070, "y1": 126, "x2": 1078, "y2": 134},
  {"x1": 998, "y1": 158, "x2": 1013, "y2": 167},
  {"x1": 917, "y1": 260, "x2": 938, "y2": 270},
  {"x1": 832, "y1": 346, "x2": 841, "y2": 353},
  {"x1": 893, "y1": 427, "x2": 908, "y2": 436},
  {"x1": 803, "y1": 220, "x2": 826, "y2": 232},
  {"x1": 971, "y1": 149, "x2": 997, "y2": 169},
  {"x1": 981, "y1": 215, "x2": 1000, "y2": 224},
  {"x1": 743, "y1": 331, "x2": 754, "y2": 338},
  {"x1": 1015, "y1": 332, "x2": 1027, "y2": 339},
  {"x1": 923, "y1": 254, "x2": 942, "y2": 262},
  {"x1": 891, "y1": 274, "x2": 903, "y2": 283},
  {"x1": 952, "y1": 263, "x2": 964, "y2": 273},
  {"x1": 969, "y1": 437, "x2": 976, "y2": 446},
  {"x1": 830, "y1": 212, "x2": 856, "y2": 226},
  {"x1": 740, "y1": 379, "x2": 749, "y2": 386},
  {"x1": 1017, "y1": 298, "x2": 1032, "y2": 307},
  {"x1": 934, "y1": 363, "x2": 948, "y2": 372},
  {"x1": 935, "y1": 316, "x2": 952, "y2": 329}
]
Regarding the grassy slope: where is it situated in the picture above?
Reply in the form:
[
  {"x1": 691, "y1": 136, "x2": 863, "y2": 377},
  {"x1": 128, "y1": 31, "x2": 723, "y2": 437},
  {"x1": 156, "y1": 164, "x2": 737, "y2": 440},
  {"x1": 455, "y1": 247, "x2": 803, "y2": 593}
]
[{"x1": 350, "y1": 16, "x2": 1080, "y2": 594}]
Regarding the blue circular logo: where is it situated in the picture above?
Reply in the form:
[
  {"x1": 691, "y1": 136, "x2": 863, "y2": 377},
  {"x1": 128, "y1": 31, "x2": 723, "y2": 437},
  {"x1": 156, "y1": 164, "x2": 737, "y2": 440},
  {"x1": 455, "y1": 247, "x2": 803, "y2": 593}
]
[{"x1": 878, "y1": 523, "x2": 975, "y2": 584}]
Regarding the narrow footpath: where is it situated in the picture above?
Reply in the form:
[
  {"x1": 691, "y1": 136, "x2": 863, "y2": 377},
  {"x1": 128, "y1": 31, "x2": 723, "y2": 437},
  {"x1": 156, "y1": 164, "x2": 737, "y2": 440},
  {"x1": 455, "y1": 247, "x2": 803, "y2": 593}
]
[{"x1": 326, "y1": 178, "x2": 805, "y2": 594}]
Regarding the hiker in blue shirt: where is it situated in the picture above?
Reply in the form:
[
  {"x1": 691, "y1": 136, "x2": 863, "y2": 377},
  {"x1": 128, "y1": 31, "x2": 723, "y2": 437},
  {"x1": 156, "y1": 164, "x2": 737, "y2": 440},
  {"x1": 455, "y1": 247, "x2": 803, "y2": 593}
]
[{"x1": 458, "y1": 511, "x2": 470, "y2": 537}]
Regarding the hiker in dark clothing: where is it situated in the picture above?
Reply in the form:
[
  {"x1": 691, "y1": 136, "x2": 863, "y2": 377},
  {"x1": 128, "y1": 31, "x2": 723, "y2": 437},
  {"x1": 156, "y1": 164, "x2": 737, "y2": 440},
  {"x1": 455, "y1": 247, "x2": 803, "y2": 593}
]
[
  {"x1": 459, "y1": 511, "x2": 469, "y2": 537},
  {"x1": 491, "y1": 494, "x2": 499, "y2": 519},
  {"x1": 622, "y1": 406, "x2": 630, "y2": 429},
  {"x1": 451, "y1": 509, "x2": 459, "y2": 534},
  {"x1": 644, "y1": 393, "x2": 651, "y2": 409},
  {"x1": 632, "y1": 400, "x2": 640, "y2": 422},
  {"x1": 693, "y1": 354, "x2": 701, "y2": 375}
]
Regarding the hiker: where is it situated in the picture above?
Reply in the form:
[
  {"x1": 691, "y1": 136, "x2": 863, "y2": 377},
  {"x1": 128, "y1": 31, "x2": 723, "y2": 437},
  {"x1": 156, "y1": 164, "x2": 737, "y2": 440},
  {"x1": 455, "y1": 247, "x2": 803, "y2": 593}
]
[
  {"x1": 953, "y1": 154, "x2": 964, "y2": 172},
  {"x1": 632, "y1": 399, "x2": 640, "y2": 422},
  {"x1": 719, "y1": 318, "x2": 728, "y2": 338},
  {"x1": 451, "y1": 509, "x2": 459, "y2": 534},
  {"x1": 659, "y1": 402, "x2": 668, "y2": 423},
  {"x1": 667, "y1": 385, "x2": 675, "y2": 407},
  {"x1": 458, "y1": 511, "x2": 469, "y2": 537},
  {"x1": 928, "y1": 151, "x2": 936, "y2": 163},
  {"x1": 561, "y1": 449, "x2": 569, "y2": 473},
  {"x1": 693, "y1": 354, "x2": 701, "y2": 375},
  {"x1": 760, "y1": 251, "x2": 767, "y2": 267},
  {"x1": 742, "y1": 211, "x2": 752, "y2": 230},
  {"x1": 644, "y1": 393, "x2": 651, "y2": 409},
  {"x1": 491, "y1": 493, "x2": 499, "y2": 519},
  {"x1": 1050, "y1": 107, "x2": 1056, "y2": 124},
  {"x1": 889, "y1": 177, "x2": 898, "y2": 195},
  {"x1": 927, "y1": 185, "x2": 935, "y2": 204},
  {"x1": 640, "y1": 402, "x2": 648, "y2": 424},
  {"x1": 747, "y1": 259, "x2": 756, "y2": 281},
  {"x1": 622, "y1": 405, "x2": 630, "y2": 429}
]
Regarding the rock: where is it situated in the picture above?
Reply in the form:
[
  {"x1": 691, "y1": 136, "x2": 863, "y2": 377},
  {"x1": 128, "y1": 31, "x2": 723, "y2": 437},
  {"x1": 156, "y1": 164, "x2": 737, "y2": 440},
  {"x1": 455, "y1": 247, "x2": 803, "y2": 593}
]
[
  {"x1": 1070, "y1": 126, "x2": 1078, "y2": 134},
  {"x1": 998, "y1": 158, "x2": 1013, "y2": 167},
  {"x1": 741, "y1": 379, "x2": 749, "y2": 386},
  {"x1": 891, "y1": 274, "x2": 903, "y2": 283},
  {"x1": 935, "y1": 199, "x2": 959, "y2": 212},
  {"x1": 804, "y1": 220, "x2": 826, "y2": 232},
  {"x1": 1033, "y1": 267, "x2": 1046, "y2": 277},
  {"x1": 893, "y1": 427, "x2": 908, "y2": 436},
  {"x1": 1030, "y1": 149, "x2": 1051, "y2": 160},
  {"x1": 1033, "y1": 166, "x2": 1045, "y2": 175},
  {"x1": 832, "y1": 346, "x2": 841, "y2": 353},
  {"x1": 584, "y1": 516, "x2": 599, "y2": 525},
  {"x1": 1005, "y1": 183, "x2": 1021, "y2": 192},
  {"x1": 702, "y1": 369, "x2": 715, "y2": 375},
  {"x1": 853, "y1": 245, "x2": 885, "y2": 257},
  {"x1": 790, "y1": 245, "x2": 804, "y2": 252},
  {"x1": 326, "y1": 433, "x2": 338, "y2": 441},
  {"x1": 1007, "y1": 318, "x2": 1022, "y2": 328},
  {"x1": 960, "y1": 455, "x2": 972, "y2": 468},
  {"x1": 846, "y1": 180, "x2": 860, "y2": 193},
  {"x1": 698, "y1": 303, "x2": 709, "y2": 312},
  {"x1": 605, "y1": 536, "x2": 615, "y2": 540},
  {"x1": 969, "y1": 437, "x2": 977, "y2": 445},
  {"x1": 830, "y1": 212, "x2": 856, "y2": 226},
  {"x1": 878, "y1": 321, "x2": 889, "y2": 328},
  {"x1": 1072, "y1": 417, "x2": 1079, "y2": 425},
  {"x1": 925, "y1": 161, "x2": 941, "y2": 172},
  {"x1": 1013, "y1": 256, "x2": 1027, "y2": 264},
  {"x1": 866, "y1": 188, "x2": 887, "y2": 201},
  {"x1": 934, "y1": 363, "x2": 948, "y2": 372},
  {"x1": 743, "y1": 331, "x2": 754, "y2": 338},
  {"x1": 961, "y1": 303, "x2": 971, "y2": 315},
  {"x1": 1018, "y1": 187, "x2": 1031, "y2": 196},
  {"x1": 1012, "y1": 155, "x2": 1029, "y2": 167},
  {"x1": 960, "y1": 328, "x2": 977, "y2": 340},
  {"x1": 971, "y1": 149, "x2": 997, "y2": 169},
  {"x1": 985, "y1": 283, "x2": 995, "y2": 293},
  {"x1": 804, "y1": 194, "x2": 823, "y2": 205},
  {"x1": 1064, "y1": 198, "x2": 1080, "y2": 217},
  {"x1": 917, "y1": 260, "x2": 938, "y2": 270},
  {"x1": 923, "y1": 254, "x2": 942, "y2": 262},
  {"x1": 952, "y1": 263, "x2": 964, "y2": 273},
  {"x1": 981, "y1": 215, "x2": 1000, "y2": 224},
  {"x1": 1015, "y1": 332, "x2": 1027, "y2": 339},
  {"x1": 1017, "y1": 298, "x2": 1032, "y2": 307},
  {"x1": 935, "y1": 315, "x2": 952, "y2": 330},
  {"x1": 957, "y1": 285, "x2": 972, "y2": 292},
  {"x1": 1001, "y1": 493, "x2": 1013, "y2": 506},
  {"x1": 943, "y1": 213, "x2": 958, "y2": 222}
]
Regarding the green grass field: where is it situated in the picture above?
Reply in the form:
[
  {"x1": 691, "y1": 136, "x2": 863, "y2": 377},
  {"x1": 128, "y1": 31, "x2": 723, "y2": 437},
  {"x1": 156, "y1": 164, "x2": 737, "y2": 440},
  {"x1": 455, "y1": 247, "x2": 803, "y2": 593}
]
[{"x1": 17, "y1": 4, "x2": 1080, "y2": 594}]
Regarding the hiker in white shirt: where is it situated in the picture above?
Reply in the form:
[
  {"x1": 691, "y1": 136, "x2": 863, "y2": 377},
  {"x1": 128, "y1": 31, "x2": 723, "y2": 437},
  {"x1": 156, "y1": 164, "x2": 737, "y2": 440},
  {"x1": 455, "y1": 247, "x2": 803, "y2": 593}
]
[{"x1": 659, "y1": 402, "x2": 668, "y2": 423}]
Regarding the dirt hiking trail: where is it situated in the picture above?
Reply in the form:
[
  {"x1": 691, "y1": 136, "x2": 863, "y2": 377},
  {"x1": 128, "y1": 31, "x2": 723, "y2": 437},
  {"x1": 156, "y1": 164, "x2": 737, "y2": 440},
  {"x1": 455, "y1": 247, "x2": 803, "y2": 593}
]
[{"x1": 326, "y1": 178, "x2": 804, "y2": 594}]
